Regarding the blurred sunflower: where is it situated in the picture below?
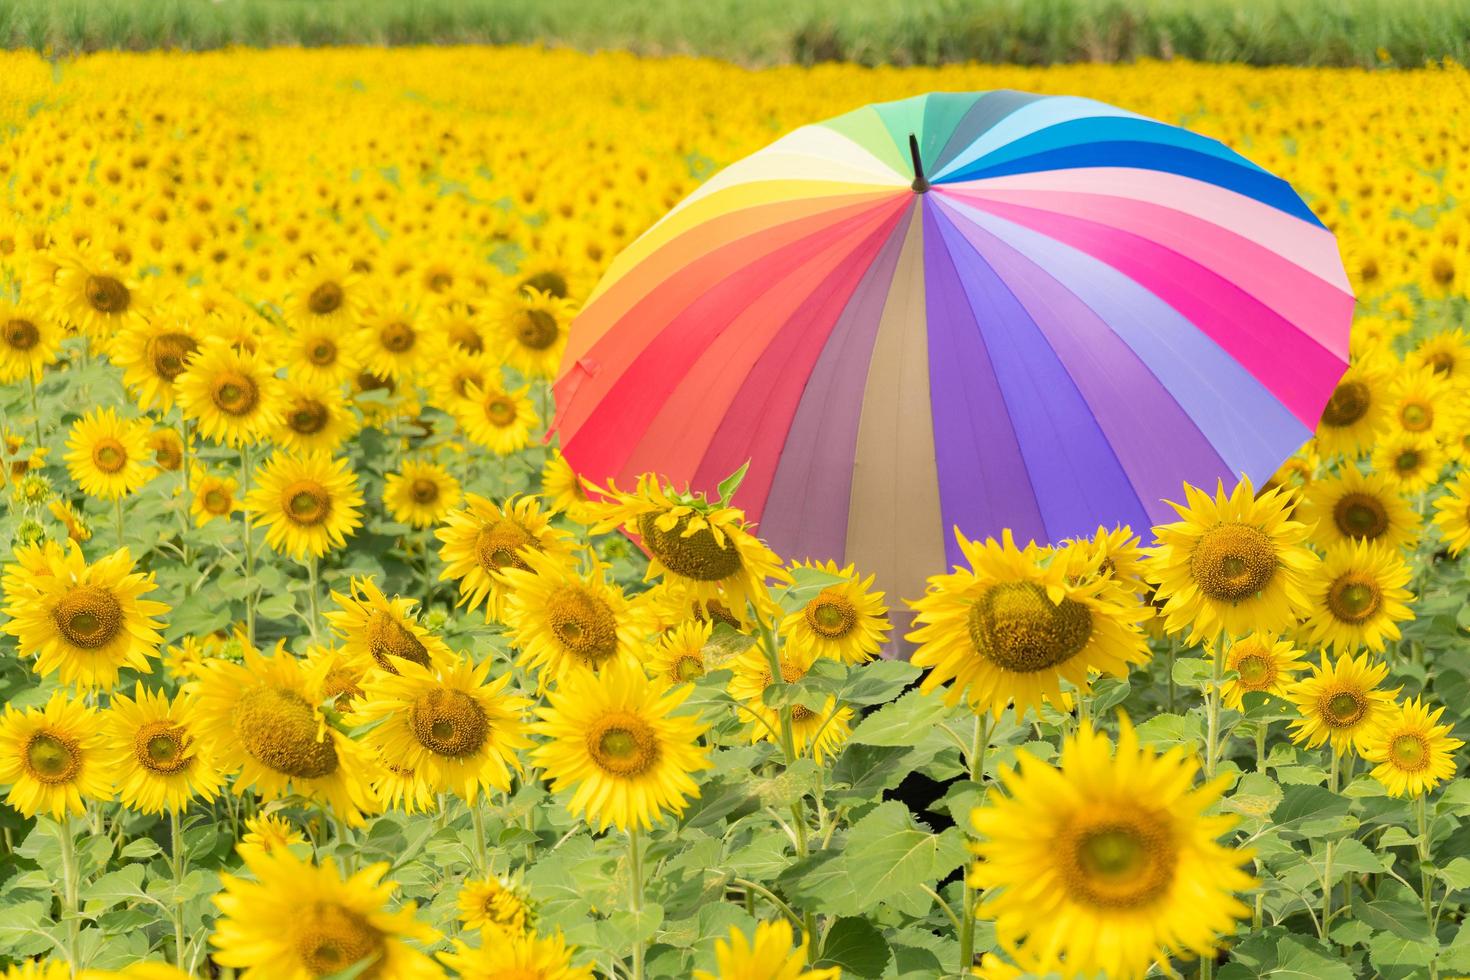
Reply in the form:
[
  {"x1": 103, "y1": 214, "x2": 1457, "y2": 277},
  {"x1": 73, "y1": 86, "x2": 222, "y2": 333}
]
[
  {"x1": 283, "y1": 318, "x2": 361, "y2": 387},
  {"x1": 1301, "y1": 540, "x2": 1414, "y2": 653},
  {"x1": 779, "y1": 560, "x2": 889, "y2": 664},
  {"x1": 436, "y1": 493, "x2": 574, "y2": 622},
  {"x1": 285, "y1": 257, "x2": 363, "y2": 328},
  {"x1": 1370, "y1": 433, "x2": 1444, "y2": 494},
  {"x1": 383, "y1": 460, "x2": 461, "y2": 529},
  {"x1": 438, "y1": 930, "x2": 593, "y2": 980},
  {"x1": 1384, "y1": 364, "x2": 1458, "y2": 441},
  {"x1": 1362, "y1": 697, "x2": 1462, "y2": 798},
  {"x1": 274, "y1": 377, "x2": 359, "y2": 455},
  {"x1": 1286, "y1": 652, "x2": 1399, "y2": 755},
  {"x1": 235, "y1": 812, "x2": 306, "y2": 863},
  {"x1": 496, "y1": 286, "x2": 574, "y2": 379},
  {"x1": 456, "y1": 875, "x2": 534, "y2": 938},
  {"x1": 0, "y1": 301, "x2": 62, "y2": 383},
  {"x1": 100, "y1": 684, "x2": 222, "y2": 814},
  {"x1": 1408, "y1": 327, "x2": 1470, "y2": 384},
  {"x1": 175, "y1": 337, "x2": 283, "y2": 448},
  {"x1": 48, "y1": 245, "x2": 149, "y2": 338},
  {"x1": 1296, "y1": 466, "x2": 1418, "y2": 552},
  {"x1": 1219, "y1": 633, "x2": 1307, "y2": 710},
  {"x1": 539, "y1": 450, "x2": 593, "y2": 522},
  {"x1": 63, "y1": 408, "x2": 153, "y2": 500},
  {"x1": 245, "y1": 451, "x2": 364, "y2": 559},
  {"x1": 0, "y1": 690, "x2": 113, "y2": 819},
  {"x1": 500, "y1": 549, "x2": 645, "y2": 685},
  {"x1": 145, "y1": 427, "x2": 184, "y2": 475},
  {"x1": 358, "y1": 302, "x2": 430, "y2": 381},
  {"x1": 456, "y1": 381, "x2": 538, "y2": 455},
  {"x1": 693, "y1": 920, "x2": 837, "y2": 980},
  {"x1": 109, "y1": 319, "x2": 200, "y2": 412},
  {"x1": 1431, "y1": 469, "x2": 1470, "y2": 554},
  {"x1": 1312, "y1": 356, "x2": 1391, "y2": 458},
  {"x1": 728, "y1": 646, "x2": 852, "y2": 763},
  {"x1": 189, "y1": 472, "x2": 239, "y2": 526}
]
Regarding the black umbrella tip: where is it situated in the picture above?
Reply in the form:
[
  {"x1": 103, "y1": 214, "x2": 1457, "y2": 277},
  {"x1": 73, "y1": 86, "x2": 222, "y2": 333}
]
[{"x1": 908, "y1": 133, "x2": 929, "y2": 194}]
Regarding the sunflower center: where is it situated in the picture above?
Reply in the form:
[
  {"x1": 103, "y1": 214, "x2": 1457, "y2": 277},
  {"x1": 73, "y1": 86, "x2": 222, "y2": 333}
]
[
  {"x1": 203, "y1": 488, "x2": 232, "y2": 514},
  {"x1": 586, "y1": 711, "x2": 660, "y2": 777},
  {"x1": 91, "y1": 438, "x2": 128, "y2": 474},
  {"x1": 1060, "y1": 814, "x2": 1176, "y2": 910},
  {"x1": 3, "y1": 318, "x2": 39, "y2": 351},
  {"x1": 153, "y1": 439, "x2": 182, "y2": 471},
  {"x1": 547, "y1": 584, "x2": 620, "y2": 667},
  {"x1": 232, "y1": 686, "x2": 339, "y2": 779},
  {"x1": 967, "y1": 581, "x2": 1092, "y2": 673},
  {"x1": 409, "y1": 689, "x2": 489, "y2": 757},
  {"x1": 1400, "y1": 402, "x2": 1432, "y2": 432},
  {"x1": 485, "y1": 395, "x2": 518, "y2": 427},
  {"x1": 24, "y1": 731, "x2": 81, "y2": 784},
  {"x1": 674, "y1": 655, "x2": 704, "y2": 681},
  {"x1": 449, "y1": 325, "x2": 483, "y2": 354},
  {"x1": 1427, "y1": 352, "x2": 1455, "y2": 376},
  {"x1": 1390, "y1": 733, "x2": 1430, "y2": 771},
  {"x1": 1327, "y1": 573, "x2": 1382, "y2": 624},
  {"x1": 282, "y1": 480, "x2": 332, "y2": 526},
  {"x1": 323, "y1": 667, "x2": 363, "y2": 713},
  {"x1": 52, "y1": 584, "x2": 124, "y2": 649},
  {"x1": 409, "y1": 478, "x2": 439, "y2": 504},
  {"x1": 515, "y1": 309, "x2": 559, "y2": 350},
  {"x1": 1333, "y1": 492, "x2": 1388, "y2": 540},
  {"x1": 1234, "y1": 652, "x2": 1274, "y2": 689},
  {"x1": 636, "y1": 513, "x2": 744, "y2": 583},
  {"x1": 1321, "y1": 689, "x2": 1367, "y2": 728},
  {"x1": 134, "y1": 720, "x2": 191, "y2": 775},
  {"x1": 380, "y1": 321, "x2": 415, "y2": 353},
  {"x1": 147, "y1": 332, "x2": 197, "y2": 380},
  {"x1": 522, "y1": 270, "x2": 568, "y2": 299},
  {"x1": 289, "y1": 400, "x2": 329, "y2": 435},
  {"x1": 1395, "y1": 449, "x2": 1421, "y2": 474},
  {"x1": 475, "y1": 519, "x2": 537, "y2": 574},
  {"x1": 307, "y1": 339, "x2": 338, "y2": 366},
  {"x1": 210, "y1": 370, "x2": 259, "y2": 416},
  {"x1": 307, "y1": 281, "x2": 344, "y2": 316},
  {"x1": 365, "y1": 610, "x2": 431, "y2": 671},
  {"x1": 805, "y1": 590, "x2": 856, "y2": 638},
  {"x1": 85, "y1": 274, "x2": 130, "y2": 314},
  {"x1": 1189, "y1": 523, "x2": 1277, "y2": 602},
  {"x1": 293, "y1": 902, "x2": 385, "y2": 978},
  {"x1": 1320, "y1": 381, "x2": 1369, "y2": 427}
]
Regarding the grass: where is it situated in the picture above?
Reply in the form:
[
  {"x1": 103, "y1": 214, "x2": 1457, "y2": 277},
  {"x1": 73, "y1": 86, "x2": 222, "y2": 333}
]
[{"x1": 3, "y1": 0, "x2": 1468, "y2": 67}]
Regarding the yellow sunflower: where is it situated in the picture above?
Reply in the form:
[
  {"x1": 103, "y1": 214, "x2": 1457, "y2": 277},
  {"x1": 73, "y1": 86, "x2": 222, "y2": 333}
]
[
  {"x1": 429, "y1": 302, "x2": 490, "y2": 357},
  {"x1": 495, "y1": 286, "x2": 575, "y2": 380},
  {"x1": 969, "y1": 717, "x2": 1253, "y2": 980},
  {"x1": 384, "y1": 460, "x2": 462, "y2": 529},
  {"x1": 643, "y1": 619, "x2": 716, "y2": 688},
  {"x1": 145, "y1": 427, "x2": 184, "y2": 475},
  {"x1": 1061, "y1": 525, "x2": 1150, "y2": 594},
  {"x1": 1363, "y1": 697, "x2": 1463, "y2": 798},
  {"x1": 0, "y1": 300, "x2": 62, "y2": 384},
  {"x1": 283, "y1": 318, "x2": 361, "y2": 387},
  {"x1": 1145, "y1": 476, "x2": 1318, "y2": 642},
  {"x1": 212, "y1": 848, "x2": 441, "y2": 980},
  {"x1": 244, "y1": 451, "x2": 364, "y2": 559},
  {"x1": 779, "y1": 560, "x2": 889, "y2": 665},
  {"x1": 188, "y1": 642, "x2": 379, "y2": 825},
  {"x1": 1384, "y1": 363, "x2": 1457, "y2": 441},
  {"x1": 285, "y1": 257, "x2": 364, "y2": 329},
  {"x1": 189, "y1": 471, "x2": 239, "y2": 526},
  {"x1": 499, "y1": 549, "x2": 646, "y2": 686},
  {"x1": 1371, "y1": 433, "x2": 1444, "y2": 495},
  {"x1": 1, "y1": 539, "x2": 63, "y2": 601},
  {"x1": 456, "y1": 875, "x2": 534, "y2": 937},
  {"x1": 1301, "y1": 540, "x2": 1414, "y2": 653},
  {"x1": 174, "y1": 337, "x2": 283, "y2": 448},
  {"x1": 909, "y1": 530, "x2": 1149, "y2": 720},
  {"x1": 351, "y1": 653, "x2": 530, "y2": 811},
  {"x1": 2, "y1": 959, "x2": 71, "y2": 980},
  {"x1": 235, "y1": 812, "x2": 306, "y2": 863},
  {"x1": 438, "y1": 930, "x2": 593, "y2": 980},
  {"x1": 456, "y1": 381, "x2": 539, "y2": 455},
  {"x1": 326, "y1": 576, "x2": 451, "y2": 675},
  {"x1": 0, "y1": 690, "x2": 113, "y2": 818},
  {"x1": 1286, "y1": 652, "x2": 1400, "y2": 755},
  {"x1": 108, "y1": 319, "x2": 200, "y2": 412},
  {"x1": 531, "y1": 661, "x2": 711, "y2": 832},
  {"x1": 77, "y1": 963, "x2": 192, "y2": 980},
  {"x1": 436, "y1": 493, "x2": 575, "y2": 622},
  {"x1": 1219, "y1": 633, "x2": 1308, "y2": 710},
  {"x1": 1295, "y1": 466, "x2": 1419, "y2": 552},
  {"x1": 539, "y1": 450, "x2": 594, "y2": 523},
  {"x1": 358, "y1": 301, "x2": 431, "y2": 381},
  {"x1": 586, "y1": 474, "x2": 789, "y2": 627},
  {"x1": 48, "y1": 246, "x2": 149, "y2": 339},
  {"x1": 426, "y1": 348, "x2": 496, "y2": 415},
  {"x1": 1432, "y1": 469, "x2": 1470, "y2": 555},
  {"x1": 3, "y1": 542, "x2": 168, "y2": 689},
  {"x1": 1409, "y1": 327, "x2": 1470, "y2": 384},
  {"x1": 100, "y1": 684, "x2": 222, "y2": 814},
  {"x1": 274, "y1": 377, "x2": 359, "y2": 455},
  {"x1": 63, "y1": 408, "x2": 153, "y2": 500},
  {"x1": 728, "y1": 646, "x2": 853, "y2": 763},
  {"x1": 693, "y1": 920, "x2": 838, "y2": 980},
  {"x1": 307, "y1": 644, "x2": 372, "y2": 713},
  {"x1": 1313, "y1": 355, "x2": 1392, "y2": 458}
]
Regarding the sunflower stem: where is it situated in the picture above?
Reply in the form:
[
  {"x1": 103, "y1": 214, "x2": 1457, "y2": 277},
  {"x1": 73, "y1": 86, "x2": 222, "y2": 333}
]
[
  {"x1": 177, "y1": 418, "x2": 193, "y2": 565},
  {"x1": 1255, "y1": 721, "x2": 1268, "y2": 773},
  {"x1": 1417, "y1": 794, "x2": 1439, "y2": 979},
  {"x1": 169, "y1": 808, "x2": 188, "y2": 966},
  {"x1": 305, "y1": 553, "x2": 321, "y2": 641},
  {"x1": 1204, "y1": 633, "x2": 1227, "y2": 780},
  {"x1": 1166, "y1": 635, "x2": 1178, "y2": 713},
  {"x1": 114, "y1": 494, "x2": 125, "y2": 551},
  {"x1": 239, "y1": 444, "x2": 257, "y2": 646},
  {"x1": 56, "y1": 817, "x2": 80, "y2": 971},
  {"x1": 1321, "y1": 749, "x2": 1339, "y2": 938},
  {"x1": 27, "y1": 371, "x2": 43, "y2": 451},
  {"x1": 958, "y1": 713, "x2": 990, "y2": 975},
  {"x1": 471, "y1": 799, "x2": 489, "y2": 876},
  {"x1": 628, "y1": 827, "x2": 645, "y2": 980}
]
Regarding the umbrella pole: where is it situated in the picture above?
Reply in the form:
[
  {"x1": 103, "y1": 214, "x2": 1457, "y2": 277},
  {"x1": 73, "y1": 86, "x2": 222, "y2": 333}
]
[{"x1": 908, "y1": 133, "x2": 929, "y2": 193}]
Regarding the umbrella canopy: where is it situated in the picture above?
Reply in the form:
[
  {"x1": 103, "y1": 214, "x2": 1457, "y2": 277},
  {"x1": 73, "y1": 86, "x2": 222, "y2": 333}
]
[{"x1": 552, "y1": 90, "x2": 1354, "y2": 600}]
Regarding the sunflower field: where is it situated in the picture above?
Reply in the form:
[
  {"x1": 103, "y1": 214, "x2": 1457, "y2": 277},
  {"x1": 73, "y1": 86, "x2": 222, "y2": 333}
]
[{"x1": 0, "y1": 44, "x2": 1468, "y2": 980}]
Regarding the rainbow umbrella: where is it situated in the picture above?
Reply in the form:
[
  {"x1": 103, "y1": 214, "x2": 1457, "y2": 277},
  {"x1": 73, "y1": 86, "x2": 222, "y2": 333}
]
[{"x1": 552, "y1": 91, "x2": 1353, "y2": 599}]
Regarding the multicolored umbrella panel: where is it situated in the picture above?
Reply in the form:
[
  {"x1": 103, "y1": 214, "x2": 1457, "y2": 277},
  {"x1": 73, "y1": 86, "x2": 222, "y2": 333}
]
[{"x1": 552, "y1": 90, "x2": 1354, "y2": 599}]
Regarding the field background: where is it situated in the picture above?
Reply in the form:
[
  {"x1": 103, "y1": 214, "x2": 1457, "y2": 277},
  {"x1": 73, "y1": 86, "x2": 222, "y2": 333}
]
[{"x1": 8, "y1": 0, "x2": 1470, "y2": 67}]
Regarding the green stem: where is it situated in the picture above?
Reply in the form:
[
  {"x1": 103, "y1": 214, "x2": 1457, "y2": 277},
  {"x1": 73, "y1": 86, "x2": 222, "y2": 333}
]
[
  {"x1": 958, "y1": 713, "x2": 989, "y2": 975},
  {"x1": 114, "y1": 495, "x2": 124, "y2": 552},
  {"x1": 1204, "y1": 633, "x2": 1226, "y2": 780},
  {"x1": 27, "y1": 372, "x2": 43, "y2": 452},
  {"x1": 170, "y1": 809, "x2": 188, "y2": 966},
  {"x1": 628, "y1": 828, "x2": 645, "y2": 980},
  {"x1": 471, "y1": 799, "x2": 488, "y2": 876},
  {"x1": 1322, "y1": 749, "x2": 1339, "y2": 938},
  {"x1": 1255, "y1": 721, "x2": 1268, "y2": 773},
  {"x1": 178, "y1": 418, "x2": 193, "y2": 565},
  {"x1": 1166, "y1": 635, "x2": 1177, "y2": 714},
  {"x1": 57, "y1": 818, "x2": 80, "y2": 971},
  {"x1": 305, "y1": 554, "x2": 321, "y2": 642},
  {"x1": 1417, "y1": 795, "x2": 1439, "y2": 980},
  {"x1": 240, "y1": 445, "x2": 257, "y2": 645}
]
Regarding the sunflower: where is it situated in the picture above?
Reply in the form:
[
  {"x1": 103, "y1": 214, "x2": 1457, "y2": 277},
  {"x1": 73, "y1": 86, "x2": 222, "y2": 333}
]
[
  {"x1": 1295, "y1": 466, "x2": 1419, "y2": 552},
  {"x1": 969, "y1": 717, "x2": 1253, "y2": 980},
  {"x1": 1409, "y1": 327, "x2": 1470, "y2": 384},
  {"x1": 515, "y1": 249, "x2": 584, "y2": 302},
  {"x1": 496, "y1": 286, "x2": 575, "y2": 380},
  {"x1": 351, "y1": 653, "x2": 530, "y2": 811},
  {"x1": 1301, "y1": 540, "x2": 1414, "y2": 653},
  {"x1": 108, "y1": 319, "x2": 200, "y2": 411},
  {"x1": 1362, "y1": 697, "x2": 1463, "y2": 798},
  {"x1": 539, "y1": 450, "x2": 594, "y2": 523},
  {"x1": 643, "y1": 618, "x2": 716, "y2": 687},
  {"x1": 285, "y1": 257, "x2": 364, "y2": 328},
  {"x1": 728, "y1": 646, "x2": 853, "y2": 763},
  {"x1": 235, "y1": 812, "x2": 306, "y2": 863},
  {"x1": 531, "y1": 661, "x2": 710, "y2": 832},
  {"x1": 1286, "y1": 652, "x2": 1400, "y2": 755},
  {"x1": 693, "y1": 920, "x2": 838, "y2": 980},
  {"x1": 500, "y1": 550, "x2": 645, "y2": 685},
  {"x1": 456, "y1": 875, "x2": 534, "y2": 937},
  {"x1": 586, "y1": 474, "x2": 789, "y2": 626},
  {"x1": 779, "y1": 560, "x2": 889, "y2": 665},
  {"x1": 1371, "y1": 433, "x2": 1444, "y2": 494},
  {"x1": 100, "y1": 684, "x2": 222, "y2": 814},
  {"x1": 190, "y1": 471, "x2": 239, "y2": 526},
  {"x1": 384, "y1": 460, "x2": 462, "y2": 529},
  {"x1": 146, "y1": 427, "x2": 184, "y2": 475},
  {"x1": 1, "y1": 960, "x2": 71, "y2": 980},
  {"x1": 456, "y1": 381, "x2": 539, "y2": 455},
  {"x1": 1219, "y1": 633, "x2": 1308, "y2": 710},
  {"x1": 1145, "y1": 477, "x2": 1318, "y2": 642},
  {"x1": 1313, "y1": 355, "x2": 1392, "y2": 458},
  {"x1": 358, "y1": 302, "x2": 431, "y2": 381},
  {"x1": 326, "y1": 576, "x2": 451, "y2": 675},
  {"x1": 245, "y1": 451, "x2": 364, "y2": 559},
  {"x1": 189, "y1": 642, "x2": 379, "y2": 824},
  {"x1": 307, "y1": 644, "x2": 372, "y2": 713},
  {"x1": 0, "y1": 300, "x2": 62, "y2": 384},
  {"x1": 0, "y1": 690, "x2": 113, "y2": 818},
  {"x1": 284, "y1": 318, "x2": 361, "y2": 387},
  {"x1": 1432, "y1": 469, "x2": 1470, "y2": 555},
  {"x1": 1, "y1": 538, "x2": 63, "y2": 601},
  {"x1": 3, "y1": 542, "x2": 168, "y2": 689},
  {"x1": 1384, "y1": 364, "x2": 1457, "y2": 441},
  {"x1": 909, "y1": 530, "x2": 1149, "y2": 719},
  {"x1": 438, "y1": 930, "x2": 593, "y2": 980},
  {"x1": 427, "y1": 348, "x2": 496, "y2": 415},
  {"x1": 1061, "y1": 525, "x2": 1150, "y2": 594},
  {"x1": 63, "y1": 408, "x2": 153, "y2": 500},
  {"x1": 429, "y1": 302, "x2": 490, "y2": 357},
  {"x1": 274, "y1": 377, "x2": 359, "y2": 455},
  {"x1": 212, "y1": 848, "x2": 441, "y2": 980},
  {"x1": 175, "y1": 337, "x2": 283, "y2": 448},
  {"x1": 48, "y1": 245, "x2": 149, "y2": 338},
  {"x1": 436, "y1": 494, "x2": 575, "y2": 621}
]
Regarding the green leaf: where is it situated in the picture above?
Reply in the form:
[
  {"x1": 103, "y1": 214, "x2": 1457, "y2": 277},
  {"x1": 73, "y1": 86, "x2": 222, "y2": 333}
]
[
  {"x1": 1271, "y1": 935, "x2": 1358, "y2": 979},
  {"x1": 776, "y1": 565, "x2": 851, "y2": 613},
  {"x1": 1271, "y1": 784, "x2": 1352, "y2": 837},
  {"x1": 1171, "y1": 656, "x2": 1214, "y2": 689},
  {"x1": 1326, "y1": 838, "x2": 1390, "y2": 875},
  {"x1": 1351, "y1": 898, "x2": 1431, "y2": 942},
  {"x1": 842, "y1": 802, "x2": 966, "y2": 917},
  {"x1": 1368, "y1": 931, "x2": 1437, "y2": 970},
  {"x1": 839, "y1": 660, "x2": 918, "y2": 706},
  {"x1": 849, "y1": 689, "x2": 951, "y2": 747},
  {"x1": 817, "y1": 917, "x2": 891, "y2": 978},
  {"x1": 1436, "y1": 856, "x2": 1470, "y2": 891},
  {"x1": 716, "y1": 461, "x2": 750, "y2": 504},
  {"x1": 83, "y1": 864, "x2": 146, "y2": 911},
  {"x1": 776, "y1": 851, "x2": 862, "y2": 917}
]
